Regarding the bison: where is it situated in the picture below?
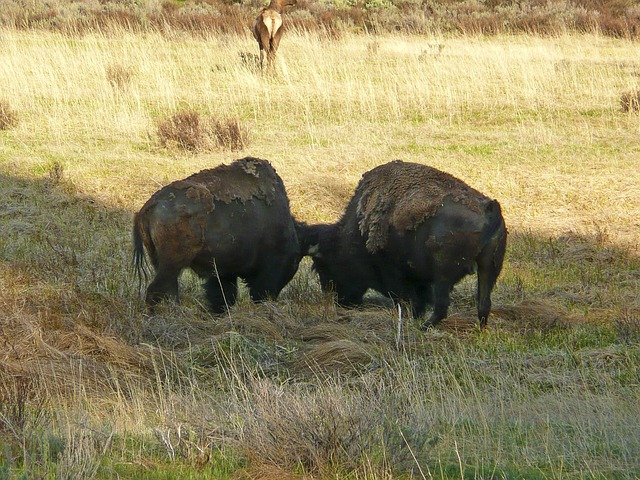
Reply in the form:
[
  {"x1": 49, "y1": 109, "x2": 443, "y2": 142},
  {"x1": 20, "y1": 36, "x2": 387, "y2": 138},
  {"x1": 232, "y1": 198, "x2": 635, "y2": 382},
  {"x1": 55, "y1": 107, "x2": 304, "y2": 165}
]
[
  {"x1": 133, "y1": 157, "x2": 301, "y2": 313},
  {"x1": 297, "y1": 160, "x2": 507, "y2": 329}
]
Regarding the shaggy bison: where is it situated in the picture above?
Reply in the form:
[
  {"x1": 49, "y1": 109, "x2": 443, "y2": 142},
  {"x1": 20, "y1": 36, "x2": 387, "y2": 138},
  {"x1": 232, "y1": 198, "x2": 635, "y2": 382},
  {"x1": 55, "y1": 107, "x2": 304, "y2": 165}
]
[
  {"x1": 133, "y1": 157, "x2": 301, "y2": 313},
  {"x1": 297, "y1": 160, "x2": 507, "y2": 329}
]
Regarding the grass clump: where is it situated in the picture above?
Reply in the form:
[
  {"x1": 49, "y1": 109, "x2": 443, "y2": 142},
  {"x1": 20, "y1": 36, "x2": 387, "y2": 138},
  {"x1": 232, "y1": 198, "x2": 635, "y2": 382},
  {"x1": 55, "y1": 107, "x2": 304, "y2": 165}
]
[
  {"x1": 620, "y1": 89, "x2": 640, "y2": 113},
  {"x1": 210, "y1": 118, "x2": 250, "y2": 152},
  {"x1": 105, "y1": 63, "x2": 135, "y2": 92},
  {"x1": 0, "y1": 100, "x2": 18, "y2": 130},
  {"x1": 157, "y1": 109, "x2": 204, "y2": 152},
  {"x1": 156, "y1": 109, "x2": 249, "y2": 152}
]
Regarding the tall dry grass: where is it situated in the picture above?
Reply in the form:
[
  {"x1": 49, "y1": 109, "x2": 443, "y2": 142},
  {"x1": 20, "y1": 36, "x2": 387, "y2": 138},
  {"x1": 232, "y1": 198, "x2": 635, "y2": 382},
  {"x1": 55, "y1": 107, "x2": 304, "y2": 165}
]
[
  {"x1": 1, "y1": 26, "x2": 639, "y2": 477},
  {"x1": 1, "y1": 28, "x2": 639, "y2": 230}
]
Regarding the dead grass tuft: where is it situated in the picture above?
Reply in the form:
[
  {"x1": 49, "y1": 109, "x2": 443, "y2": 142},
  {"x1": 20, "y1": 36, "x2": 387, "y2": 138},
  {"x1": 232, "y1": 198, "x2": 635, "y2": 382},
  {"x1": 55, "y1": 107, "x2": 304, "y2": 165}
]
[
  {"x1": 47, "y1": 160, "x2": 64, "y2": 185},
  {"x1": 0, "y1": 99, "x2": 19, "y2": 130},
  {"x1": 239, "y1": 51, "x2": 260, "y2": 71},
  {"x1": 106, "y1": 63, "x2": 135, "y2": 91},
  {"x1": 233, "y1": 464, "x2": 310, "y2": 480},
  {"x1": 491, "y1": 299, "x2": 578, "y2": 333},
  {"x1": 614, "y1": 310, "x2": 640, "y2": 344},
  {"x1": 299, "y1": 323, "x2": 357, "y2": 343},
  {"x1": 239, "y1": 378, "x2": 372, "y2": 474},
  {"x1": 0, "y1": 375, "x2": 44, "y2": 436},
  {"x1": 367, "y1": 40, "x2": 380, "y2": 56},
  {"x1": 156, "y1": 109, "x2": 249, "y2": 152},
  {"x1": 620, "y1": 89, "x2": 640, "y2": 112},
  {"x1": 157, "y1": 109, "x2": 204, "y2": 152},
  {"x1": 294, "y1": 340, "x2": 375, "y2": 376},
  {"x1": 57, "y1": 428, "x2": 100, "y2": 480},
  {"x1": 210, "y1": 117, "x2": 250, "y2": 151}
]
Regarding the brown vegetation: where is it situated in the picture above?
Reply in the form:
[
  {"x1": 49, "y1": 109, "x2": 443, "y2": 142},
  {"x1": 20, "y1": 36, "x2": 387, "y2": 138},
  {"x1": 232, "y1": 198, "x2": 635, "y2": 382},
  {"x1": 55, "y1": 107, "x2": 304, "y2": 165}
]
[
  {"x1": 211, "y1": 118, "x2": 250, "y2": 151},
  {"x1": 105, "y1": 63, "x2": 135, "y2": 91},
  {"x1": 1, "y1": 0, "x2": 640, "y2": 38},
  {"x1": 0, "y1": 100, "x2": 18, "y2": 130},
  {"x1": 156, "y1": 109, "x2": 249, "y2": 152},
  {"x1": 621, "y1": 89, "x2": 640, "y2": 112},
  {"x1": 157, "y1": 109, "x2": 204, "y2": 151}
]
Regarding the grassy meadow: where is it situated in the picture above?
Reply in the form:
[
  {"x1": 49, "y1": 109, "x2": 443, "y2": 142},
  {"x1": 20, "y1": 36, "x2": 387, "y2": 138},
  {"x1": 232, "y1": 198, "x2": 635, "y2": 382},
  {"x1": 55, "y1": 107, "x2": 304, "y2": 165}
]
[{"x1": 1, "y1": 26, "x2": 640, "y2": 478}]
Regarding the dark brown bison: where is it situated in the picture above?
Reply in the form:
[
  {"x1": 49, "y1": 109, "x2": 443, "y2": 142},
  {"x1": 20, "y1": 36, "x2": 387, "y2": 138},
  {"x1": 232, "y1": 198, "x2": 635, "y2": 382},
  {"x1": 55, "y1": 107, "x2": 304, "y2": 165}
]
[
  {"x1": 297, "y1": 160, "x2": 507, "y2": 329},
  {"x1": 133, "y1": 157, "x2": 301, "y2": 313}
]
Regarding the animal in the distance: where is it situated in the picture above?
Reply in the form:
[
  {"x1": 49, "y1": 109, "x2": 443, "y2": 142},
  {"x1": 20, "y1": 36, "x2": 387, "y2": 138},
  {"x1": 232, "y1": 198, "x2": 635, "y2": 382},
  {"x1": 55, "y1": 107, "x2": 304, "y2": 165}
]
[
  {"x1": 296, "y1": 160, "x2": 507, "y2": 329},
  {"x1": 252, "y1": 0, "x2": 297, "y2": 72},
  {"x1": 133, "y1": 157, "x2": 302, "y2": 313}
]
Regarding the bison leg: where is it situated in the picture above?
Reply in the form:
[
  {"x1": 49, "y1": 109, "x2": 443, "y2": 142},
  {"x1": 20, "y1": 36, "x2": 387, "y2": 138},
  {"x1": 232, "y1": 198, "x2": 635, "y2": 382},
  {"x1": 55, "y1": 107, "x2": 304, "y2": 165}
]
[
  {"x1": 246, "y1": 255, "x2": 299, "y2": 302},
  {"x1": 145, "y1": 266, "x2": 181, "y2": 310},
  {"x1": 335, "y1": 285, "x2": 366, "y2": 308},
  {"x1": 409, "y1": 284, "x2": 432, "y2": 319},
  {"x1": 246, "y1": 273, "x2": 281, "y2": 303},
  {"x1": 204, "y1": 275, "x2": 238, "y2": 313},
  {"x1": 246, "y1": 274, "x2": 279, "y2": 302},
  {"x1": 420, "y1": 281, "x2": 450, "y2": 330}
]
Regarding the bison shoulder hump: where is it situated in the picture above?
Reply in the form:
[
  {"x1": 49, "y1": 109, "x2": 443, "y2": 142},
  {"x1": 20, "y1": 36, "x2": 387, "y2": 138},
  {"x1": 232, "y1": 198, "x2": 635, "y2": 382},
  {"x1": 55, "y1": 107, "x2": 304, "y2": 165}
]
[
  {"x1": 171, "y1": 157, "x2": 281, "y2": 207},
  {"x1": 355, "y1": 161, "x2": 487, "y2": 252}
]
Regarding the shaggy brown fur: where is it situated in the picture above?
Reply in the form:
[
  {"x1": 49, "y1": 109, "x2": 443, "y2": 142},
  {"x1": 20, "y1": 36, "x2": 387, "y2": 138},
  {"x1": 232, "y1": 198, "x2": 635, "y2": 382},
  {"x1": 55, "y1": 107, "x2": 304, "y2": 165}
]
[
  {"x1": 296, "y1": 160, "x2": 507, "y2": 328},
  {"x1": 140, "y1": 157, "x2": 279, "y2": 217},
  {"x1": 356, "y1": 160, "x2": 487, "y2": 253},
  {"x1": 252, "y1": 0, "x2": 297, "y2": 72},
  {"x1": 133, "y1": 157, "x2": 301, "y2": 313}
]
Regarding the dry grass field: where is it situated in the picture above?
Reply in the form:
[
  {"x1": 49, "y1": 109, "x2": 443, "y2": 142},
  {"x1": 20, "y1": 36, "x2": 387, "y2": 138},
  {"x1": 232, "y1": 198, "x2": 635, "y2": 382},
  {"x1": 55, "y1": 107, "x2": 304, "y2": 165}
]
[{"x1": 1, "y1": 26, "x2": 640, "y2": 478}]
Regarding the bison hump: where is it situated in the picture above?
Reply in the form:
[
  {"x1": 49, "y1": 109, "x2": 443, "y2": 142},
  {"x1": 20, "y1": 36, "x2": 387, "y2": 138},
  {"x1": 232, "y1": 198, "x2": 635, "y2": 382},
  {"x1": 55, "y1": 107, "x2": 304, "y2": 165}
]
[
  {"x1": 172, "y1": 157, "x2": 279, "y2": 206},
  {"x1": 355, "y1": 160, "x2": 487, "y2": 253}
]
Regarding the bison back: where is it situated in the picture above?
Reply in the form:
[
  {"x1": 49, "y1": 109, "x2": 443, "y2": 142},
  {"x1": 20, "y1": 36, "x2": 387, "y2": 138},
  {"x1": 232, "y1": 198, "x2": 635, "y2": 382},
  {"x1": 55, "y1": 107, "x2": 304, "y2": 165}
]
[
  {"x1": 354, "y1": 160, "x2": 489, "y2": 253},
  {"x1": 136, "y1": 157, "x2": 299, "y2": 278}
]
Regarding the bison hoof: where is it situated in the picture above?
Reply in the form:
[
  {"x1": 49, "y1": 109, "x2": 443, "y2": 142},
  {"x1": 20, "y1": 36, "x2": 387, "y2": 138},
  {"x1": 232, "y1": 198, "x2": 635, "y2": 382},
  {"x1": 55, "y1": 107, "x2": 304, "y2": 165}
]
[
  {"x1": 420, "y1": 320, "x2": 437, "y2": 331},
  {"x1": 420, "y1": 314, "x2": 445, "y2": 331}
]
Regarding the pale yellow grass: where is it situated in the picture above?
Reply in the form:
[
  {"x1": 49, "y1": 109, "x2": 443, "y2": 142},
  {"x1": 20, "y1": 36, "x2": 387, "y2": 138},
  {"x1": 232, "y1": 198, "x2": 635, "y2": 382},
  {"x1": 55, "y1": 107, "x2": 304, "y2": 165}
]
[
  {"x1": 2, "y1": 27, "x2": 640, "y2": 477},
  {"x1": 1, "y1": 28, "x2": 639, "y2": 247}
]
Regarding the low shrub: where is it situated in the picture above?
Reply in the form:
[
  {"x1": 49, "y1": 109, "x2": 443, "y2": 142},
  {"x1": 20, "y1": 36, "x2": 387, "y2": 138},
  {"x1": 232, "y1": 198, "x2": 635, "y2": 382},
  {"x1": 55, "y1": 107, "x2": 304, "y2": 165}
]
[
  {"x1": 157, "y1": 109, "x2": 205, "y2": 152},
  {"x1": 157, "y1": 109, "x2": 249, "y2": 152},
  {"x1": 210, "y1": 118, "x2": 250, "y2": 151},
  {"x1": 621, "y1": 89, "x2": 640, "y2": 112}
]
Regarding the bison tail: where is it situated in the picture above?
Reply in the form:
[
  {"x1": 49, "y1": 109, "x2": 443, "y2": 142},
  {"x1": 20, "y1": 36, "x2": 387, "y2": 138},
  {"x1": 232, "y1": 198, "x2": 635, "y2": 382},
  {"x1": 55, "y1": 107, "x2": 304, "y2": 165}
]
[
  {"x1": 476, "y1": 200, "x2": 507, "y2": 327},
  {"x1": 132, "y1": 213, "x2": 151, "y2": 294}
]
